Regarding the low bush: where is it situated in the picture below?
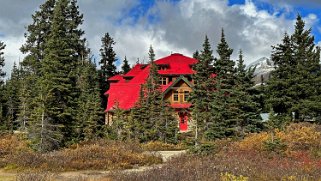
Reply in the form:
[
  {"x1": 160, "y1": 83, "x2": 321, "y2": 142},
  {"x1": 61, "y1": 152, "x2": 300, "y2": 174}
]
[
  {"x1": 237, "y1": 123, "x2": 321, "y2": 155},
  {"x1": 2, "y1": 139, "x2": 162, "y2": 171},
  {"x1": 142, "y1": 141, "x2": 186, "y2": 151}
]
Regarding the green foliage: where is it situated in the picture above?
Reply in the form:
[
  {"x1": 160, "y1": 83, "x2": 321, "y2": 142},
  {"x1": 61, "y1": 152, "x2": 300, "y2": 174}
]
[
  {"x1": 189, "y1": 143, "x2": 216, "y2": 156},
  {"x1": 121, "y1": 56, "x2": 131, "y2": 74},
  {"x1": 267, "y1": 14, "x2": 321, "y2": 121},
  {"x1": 263, "y1": 138, "x2": 287, "y2": 154},
  {"x1": 190, "y1": 35, "x2": 215, "y2": 143},
  {"x1": 98, "y1": 32, "x2": 117, "y2": 112},
  {"x1": 131, "y1": 47, "x2": 178, "y2": 143}
]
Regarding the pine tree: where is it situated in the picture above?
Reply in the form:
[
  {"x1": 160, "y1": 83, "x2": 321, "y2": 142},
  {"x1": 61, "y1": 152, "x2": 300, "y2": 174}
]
[
  {"x1": 208, "y1": 29, "x2": 238, "y2": 139},
  {"x1": 193, "y1": 50, "x2": 200, "y2": 60},
  {"x1": 290, "y1": 15, "x2": 321, "y2": 120},
  {"x1": 121, "y1": 56, "x2": 131, "y2": 74},
  {"x1": 0, "y1": 41, "x2": 5, "y2": 85},
  {"x1": 20, "y1": 0, "x2": 56, "y2": 74},
  {"x1": 30, "y1": 0, "x2": 86, "y2": 150},
  {"x1": 3, "y1": 63, "x2": 21, "y2": 132},
  {"x1": 148, "y1": 45, "x2": 156, "y2": 62},
  {"x1": 75, "y1": 59, "x2": 103, "y2": 141},
  {"x1": 18, "y1": 0, "x2": 56, "y2": 134},
  {"x1": 0, "y1": 42, "x2": 6, "y2": 131},
  {"x1": 99, "y1": 32, "x2": 117, "y2": 111},
  {"x1": 267, "y1": 15, "x2": 321, "y2": 122},
  {"x1": 235, "y1": 50, "x2": 262, "y2": 134},
  {"x1": 267, "y1": 33, "x2": 294, "y2": 122},
  {"x1": 190, "y1": 35, "x2": 215, "y2": 144}
]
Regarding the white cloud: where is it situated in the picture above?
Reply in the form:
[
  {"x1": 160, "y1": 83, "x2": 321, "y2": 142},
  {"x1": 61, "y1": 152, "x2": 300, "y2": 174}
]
[{"x1": 0, "y1": 0, "x2": 320, "y2": 76}]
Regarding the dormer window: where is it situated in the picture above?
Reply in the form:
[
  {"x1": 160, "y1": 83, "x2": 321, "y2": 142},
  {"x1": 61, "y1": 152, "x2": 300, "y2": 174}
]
[
  {"x1": 159, "y1": 77, "x2": 168, "y2": 85},
  {"x1": 158, "y1": 64, "x2": 169, "y2": 70}
]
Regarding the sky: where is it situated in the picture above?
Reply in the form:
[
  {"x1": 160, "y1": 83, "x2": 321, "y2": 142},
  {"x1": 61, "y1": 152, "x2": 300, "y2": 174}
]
[{"x1": 0, "y1": 0, "x2": 321, "y2": 77}]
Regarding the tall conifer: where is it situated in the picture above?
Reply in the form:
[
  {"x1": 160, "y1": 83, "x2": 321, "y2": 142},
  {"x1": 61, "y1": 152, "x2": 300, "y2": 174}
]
[
  {"x1": 99, "y1": 33, "x2": 117, "y2": 110},
  {"x1": 190, "y1": 35, "x2": 215, "y2": 143},
  {"x1": 121, "y1": 56, "x2": 131, "y2": 74}
]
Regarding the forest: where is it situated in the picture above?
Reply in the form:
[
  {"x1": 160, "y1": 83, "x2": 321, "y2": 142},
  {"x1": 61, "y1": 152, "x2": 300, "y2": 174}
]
[{"x1": 0, "y1": 0, "x2": 321, "y2": 180}]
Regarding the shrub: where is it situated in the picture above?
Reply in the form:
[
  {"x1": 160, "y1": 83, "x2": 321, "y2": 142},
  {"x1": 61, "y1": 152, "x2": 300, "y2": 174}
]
[
  {"x1": 3, "y1": 139, "x2": 162, "y2": 171},
  {"x1": 189, "y1": 143, "x2": 216, "y2": 155},
  {"x1": 263, "y1": 138, "x2": 287, "y2": 154},
  {"x1": 220, "y1": 172, "x2": 249, "y2": 181},
  {"x1": 237, "y1": 123, "x2": 321, "y2": 155},
  {"x1": 16, "y1": 172, "x2": 56, "y2": 181},
  {"x1": 142, "y1": 141, "x2": 186, "y2": 151}
]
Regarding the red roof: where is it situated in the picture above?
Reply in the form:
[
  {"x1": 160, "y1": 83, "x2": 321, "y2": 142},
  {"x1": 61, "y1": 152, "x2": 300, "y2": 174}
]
[
  {"x1": 105, "y1": 53, "x2": 198, "y2": 111},
  {"x1": 108, "y1": 75, "x2": 124, "y2": 82}
]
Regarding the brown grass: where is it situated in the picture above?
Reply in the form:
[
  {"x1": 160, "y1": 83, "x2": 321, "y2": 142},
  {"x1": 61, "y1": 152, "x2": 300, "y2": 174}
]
[
  {"x1": 1, "y1": 138, "x2": 162, "y2": 172},
  {"x1": 110, "y1": 123, "x2": 321, "y2": 181}
]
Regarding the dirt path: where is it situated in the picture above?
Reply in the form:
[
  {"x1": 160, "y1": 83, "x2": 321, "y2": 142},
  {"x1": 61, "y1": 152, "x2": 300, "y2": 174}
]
[{"x1": 0, "y1": 150, "x2": 187, "y2": 181}]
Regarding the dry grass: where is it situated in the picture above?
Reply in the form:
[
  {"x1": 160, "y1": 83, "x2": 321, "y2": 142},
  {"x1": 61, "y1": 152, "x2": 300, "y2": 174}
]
[
  {"x1": 142, "y1": 141, "x2": 186, "y2": 151},
  {"x1": 0, "y1": 138, "x2": 162, "y2": 172},
  {"x1": 110, "y1": 123, "x2": 321, "y2": 181}
]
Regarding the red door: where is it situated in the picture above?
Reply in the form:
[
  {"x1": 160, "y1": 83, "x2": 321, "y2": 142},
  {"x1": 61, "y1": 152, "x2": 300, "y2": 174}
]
[{"x1": 179, "y1": 113, "x2": 188, "y2": 131}]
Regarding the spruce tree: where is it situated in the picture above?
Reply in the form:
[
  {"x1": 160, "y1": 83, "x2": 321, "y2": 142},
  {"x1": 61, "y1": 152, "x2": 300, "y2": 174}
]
[
  {"x1": 235, "y1": 50, "x2": 262, "y2": 134},
  {"x1": 20, "y1": 0, "x2": 56, "y2": 74},
  {"x1": 30, "y1": 0, "x2": 86, "y2": 151},
  {"x1": 190, "y1": 35, "x2": 215, "y2": 144},
  {"x1": 148, "y1": 45, "x2": 156, "y2": 62},
  {"x1": 193, "y1": 50, "x2": 200, "y2": 60},
  {"x1": 267, "y1": 33, "x2": 294, "y2": 122},
  {"x1": 121, "y1": 56, "x2": 131, "y2": 74},
  {"x1": 267, "y1": 15, "x2": 321, "y2": 122},
  {"x1": 208, "y1": 29, "x2": 238, "y2": 139},
  {"x1": 290, "y1": 15, "x2": 321, "y2": 120},
  {"x1": 75, "y1": 59, "x2": 103, "y2": 141},
  {"x1": 1, "y1": 63, "x2": 21, "y2": 132},
  {"x1": 0, "y1": 41, "x2": 5, "y2": 85},
  {"x1": 0, "y1": 42, "x2": 6, "y2": 131},
  {"x1": 18, "y1": 0, "x2": 56, "y2": 134},
  {"x1": 99, "y1": 33, "x2": 117, "y2": 110}
]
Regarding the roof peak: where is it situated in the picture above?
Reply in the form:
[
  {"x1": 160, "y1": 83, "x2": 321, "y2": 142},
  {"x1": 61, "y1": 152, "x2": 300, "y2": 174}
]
[{"x1": 171, "y1": 53, "x2": 183, "y2": 56}]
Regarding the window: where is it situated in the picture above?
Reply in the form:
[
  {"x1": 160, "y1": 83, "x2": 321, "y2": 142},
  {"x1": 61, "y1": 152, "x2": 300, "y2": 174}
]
[
  {"x1": 173, "y1": 91, "x2": 179, "y2": 102},
  {"x1": 159, "y1": 77, "x2": 168, "y2": 85},
  {"x1": 183, "y1": 91, "x2": 190, "y2": 102}
]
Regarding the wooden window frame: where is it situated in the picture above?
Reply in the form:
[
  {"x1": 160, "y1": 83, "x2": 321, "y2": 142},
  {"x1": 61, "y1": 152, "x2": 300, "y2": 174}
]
[
  {"x1": 183, "y1": 90, "x2": 190, "y2": 102},
  {"x1": 159, "y1": 77, "x2": 168, "y2": 85},
  {"x1": 173, "y1": 90, "x2": 179, "y2": 102}
]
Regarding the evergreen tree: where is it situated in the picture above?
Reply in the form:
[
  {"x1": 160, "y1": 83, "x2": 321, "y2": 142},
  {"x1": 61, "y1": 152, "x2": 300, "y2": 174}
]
[
  {"x1": 235, "y1": 50, "x2": 262, "y2": 134},
  {"x1": 3, "y1": 63, "x2": 21, "y2": 132},
  {"x1": 208, "y1": 29, "x2": 238, "y2": 139},
  {"x1": 131, "y1": 46, "x2": 178, "y2": 143},
  {"x1": 193, "y1": 50, "x2": 200, "y2": 60},
  {"x1": 267, "y1": 33, "x2": 294, "y2": 121},
  {"x1": 75, "y1": 59, "x2": 103, "y2": 141},
  {"x1": 190, "y1": 35, "x2": 215, "y2": 144},
  {"x1": 16, "y1": 0, "x2": 57, "y2": 135},
  {"x1": 30, "y1": 0, "x2": 86, "y2": 151},
  {"x1": 0, "y1": 41, "x2": 6, "y2": 130},
  {"x1": 290, "y1": 15, "x2": 321, "y2": 120},
  {"x1": 267, "y1": 15, "x2": 321, "y2": 122},
  {"x1": 99, "y1": 32, "x2": 117, "y2": 110},
  {"x1": 0, "y1": 41, "x2": 5, "y2": 85},
  {"x1": 121, "y1": 56, "x2": 131, "y2": 74},
  {"x1": 148, "y1": 45, "x2": 156, "y2": 62},
  {"x1": 20, "y1": 0, "x2": 56, "y2": 74}
]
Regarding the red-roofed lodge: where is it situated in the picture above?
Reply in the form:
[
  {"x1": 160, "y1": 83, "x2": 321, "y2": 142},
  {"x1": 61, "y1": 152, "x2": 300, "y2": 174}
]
[{"x1": 105, "y1": 53, "x2": 198, "y2": 132}]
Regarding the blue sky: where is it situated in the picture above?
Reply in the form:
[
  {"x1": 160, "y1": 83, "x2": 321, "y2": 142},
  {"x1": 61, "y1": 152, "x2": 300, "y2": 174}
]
[{"x1": 0, "y1": 0, "x2": 320, "y2": 76}]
